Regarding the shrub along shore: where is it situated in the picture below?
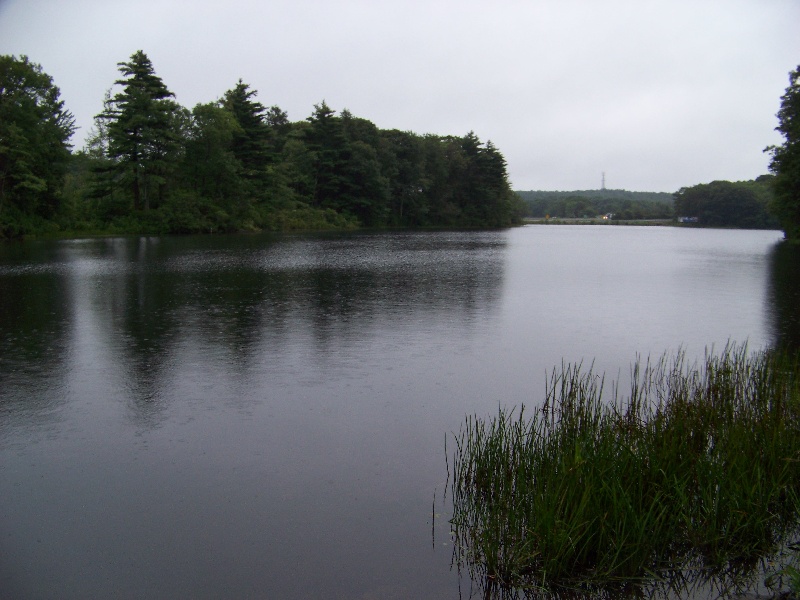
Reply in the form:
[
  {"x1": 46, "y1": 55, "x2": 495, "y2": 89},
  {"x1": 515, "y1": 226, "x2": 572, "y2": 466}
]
[{"x1": 447, "y1": 344, "x2": 800, "y2": 599}]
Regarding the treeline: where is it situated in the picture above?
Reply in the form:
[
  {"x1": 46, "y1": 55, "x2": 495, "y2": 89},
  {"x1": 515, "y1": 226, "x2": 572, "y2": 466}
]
[
  {"x1": 674, "y1": 176, "x2": 779, "y2": 229},
  {"x1": 517, "y1": 189, "x2": 674, "y2": 220},
  {"x1": 518, "y1": 189, "x2": 673, "y2": 204},
  {"x1": 518, "y1": 178, "x2": 781, "y2": 229},
  {"x1": 1, "y1": 52, "x2": 525, "y2": 238}
]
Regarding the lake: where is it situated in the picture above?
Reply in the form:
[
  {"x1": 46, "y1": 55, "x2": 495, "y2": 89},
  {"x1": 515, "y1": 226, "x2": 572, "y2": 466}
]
[{"x1": 1, "y1": 225, "x2": 797, "y2": 599}]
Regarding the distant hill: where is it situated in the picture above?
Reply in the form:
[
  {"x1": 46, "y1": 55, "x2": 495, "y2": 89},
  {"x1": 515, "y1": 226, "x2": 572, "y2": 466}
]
[
  {"x1": 515, "y1": 189, "x2": 675, "y2": 219},
  {"x1": 515, "y1": 189, "x2": 673, "y2": 204}
]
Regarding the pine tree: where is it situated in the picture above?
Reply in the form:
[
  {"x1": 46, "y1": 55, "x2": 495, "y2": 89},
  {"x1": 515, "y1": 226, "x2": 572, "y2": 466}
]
[
  {"x1": 305, "y1": 101, "x2": 350, "y2": 210},
  {"x1": 100, "y1": 50, "x2": 184, "y2": 211},
  {"x1": 222, "y1": 80, "x2": 273, "y2": 189}
]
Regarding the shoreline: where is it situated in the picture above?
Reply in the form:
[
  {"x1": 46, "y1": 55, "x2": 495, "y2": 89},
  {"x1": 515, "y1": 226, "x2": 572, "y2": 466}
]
[{"x1": 524, "y1": 217, "x2": 674, "y2": 226}]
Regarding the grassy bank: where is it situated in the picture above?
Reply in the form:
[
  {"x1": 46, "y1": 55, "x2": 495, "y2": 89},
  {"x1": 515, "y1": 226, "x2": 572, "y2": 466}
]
[{"x1": 447, "y1": 344, "x2": 800, "y2": 598}]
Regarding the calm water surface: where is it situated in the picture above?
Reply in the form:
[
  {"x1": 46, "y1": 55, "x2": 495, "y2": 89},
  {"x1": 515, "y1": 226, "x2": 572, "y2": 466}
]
[{"x1": 0, "y1": 225, "x2": 796, "y2": 599}]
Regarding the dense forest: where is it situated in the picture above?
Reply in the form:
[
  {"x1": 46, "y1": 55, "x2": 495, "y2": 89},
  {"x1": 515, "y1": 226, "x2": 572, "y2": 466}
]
[{"x1": 0, "y1": 52, "x2": 525, "y2": 238}]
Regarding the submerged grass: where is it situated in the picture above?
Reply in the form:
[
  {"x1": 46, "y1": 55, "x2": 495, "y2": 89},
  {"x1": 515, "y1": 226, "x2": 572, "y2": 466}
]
[{"x1": 447, "y1": 343, "x2": 800, "y2": 598}]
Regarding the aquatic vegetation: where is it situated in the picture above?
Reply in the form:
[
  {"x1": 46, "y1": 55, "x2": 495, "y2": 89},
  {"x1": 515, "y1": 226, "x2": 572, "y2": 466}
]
[{"x1": 446, "y1": 344, "x2": 800, "y2": 598}]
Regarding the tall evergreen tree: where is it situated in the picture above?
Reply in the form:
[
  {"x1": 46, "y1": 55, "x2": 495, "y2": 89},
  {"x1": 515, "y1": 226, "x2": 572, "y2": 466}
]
[
  {"x1": 767, "y1": 65, "x2": 800, "y2": 241},
  {"x1": 479, "y1": 140, "x2": 522, "y2": 226},
  {"x1": 305, "y1": 101, "x2": 350, "y2": 210},
  {"x1": 99, "y1": 50, "x2": 184, "y2": 211},
  {"x1": 222, "y1": 80, "x2": 273, "y2": 189},
  {"x1": 0, "y1": 54, "x2": 75, "y2": 234}
]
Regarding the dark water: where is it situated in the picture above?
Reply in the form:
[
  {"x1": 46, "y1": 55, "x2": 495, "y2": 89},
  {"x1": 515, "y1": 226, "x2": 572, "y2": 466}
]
[{"x1": 0, "y1": 226, "x2": 795, "y2": 599}]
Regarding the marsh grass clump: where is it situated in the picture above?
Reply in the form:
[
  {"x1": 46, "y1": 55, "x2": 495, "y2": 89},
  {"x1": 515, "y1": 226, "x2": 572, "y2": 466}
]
[{"x1": 447, "y1": 344, "x2": 800, "y2": 598}]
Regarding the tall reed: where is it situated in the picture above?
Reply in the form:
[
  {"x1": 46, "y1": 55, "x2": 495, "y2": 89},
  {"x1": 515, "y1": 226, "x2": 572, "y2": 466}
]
[{"x1": 447, "y1": 344, "x2": 800, "y2": 598}]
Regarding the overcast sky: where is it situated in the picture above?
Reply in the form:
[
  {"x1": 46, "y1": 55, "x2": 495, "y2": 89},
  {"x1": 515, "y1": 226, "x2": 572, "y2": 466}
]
[{"x1": 1, "y1": 0, "x2": 798, "y2": 192}]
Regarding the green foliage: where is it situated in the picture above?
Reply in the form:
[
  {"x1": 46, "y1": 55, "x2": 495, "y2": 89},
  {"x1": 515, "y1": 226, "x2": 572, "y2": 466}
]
[
  {"x1": 378, "y1": 129, "x2": 427, "y2": 225},
  {"x1": 448, "y1": 344, "x2": 800, "y2": 598},
  {"x1": 518, "y1": 189, "x2": 674, "y2": 220},
  {"x1": 5, "y1": 51, "x2": 522, "y2": 237},
  {"x1": 0, "y1": 54, "x2": 75, "y2": 236},
  {"x1": 180, "y1": 102, "x2": 243, "y2": 205},
  {"x1": 98, "y1": 50, "x2": 187, "y2": 212},
  {"x1": 305, "y1": 100, "x2": 354, "y2": 212},
  {"x1": 767, "y1": 65, "x2": 800, "y2": 241},
  {"x1": 222, "y1": 80, "x2": 274, "y2": 193},
  {"x1": 673, "y1": 179, "x2": 779, "y2": 229},
  {"x1": 261, "y1": 204, "x2": 359, "y2": 231}
]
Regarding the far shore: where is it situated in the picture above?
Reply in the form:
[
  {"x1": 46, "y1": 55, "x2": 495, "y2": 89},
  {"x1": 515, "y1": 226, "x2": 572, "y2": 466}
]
[{"x1": 524, "y1": 217, "x2": 674, "y2": 226}]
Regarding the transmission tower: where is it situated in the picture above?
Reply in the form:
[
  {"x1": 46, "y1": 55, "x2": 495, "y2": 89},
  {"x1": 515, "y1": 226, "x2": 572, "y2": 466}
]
[{"x1": 601, "y1": 172, "x2": 606, "y2": 190}]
